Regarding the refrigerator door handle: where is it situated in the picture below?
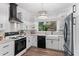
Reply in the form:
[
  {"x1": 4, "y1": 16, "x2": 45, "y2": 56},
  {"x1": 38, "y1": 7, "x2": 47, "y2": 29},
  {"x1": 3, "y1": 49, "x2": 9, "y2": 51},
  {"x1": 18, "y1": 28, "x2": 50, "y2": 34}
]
[{"x1": 64, "y1": 23, "x2": 67, "y2": 42}]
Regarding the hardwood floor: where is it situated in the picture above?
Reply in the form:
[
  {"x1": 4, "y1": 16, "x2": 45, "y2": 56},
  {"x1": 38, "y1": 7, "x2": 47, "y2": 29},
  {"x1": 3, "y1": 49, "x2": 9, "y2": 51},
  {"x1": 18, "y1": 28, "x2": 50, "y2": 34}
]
[{"x1": 22, "y1": 47, "x2": 64, "y2": 56}]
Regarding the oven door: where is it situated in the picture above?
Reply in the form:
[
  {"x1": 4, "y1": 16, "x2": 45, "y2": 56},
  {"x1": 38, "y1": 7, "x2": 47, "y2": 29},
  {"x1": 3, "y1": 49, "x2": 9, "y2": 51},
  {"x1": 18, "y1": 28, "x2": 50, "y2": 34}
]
[{"x1": 15, "y1": 37, "x2": 26, "y2": 55}]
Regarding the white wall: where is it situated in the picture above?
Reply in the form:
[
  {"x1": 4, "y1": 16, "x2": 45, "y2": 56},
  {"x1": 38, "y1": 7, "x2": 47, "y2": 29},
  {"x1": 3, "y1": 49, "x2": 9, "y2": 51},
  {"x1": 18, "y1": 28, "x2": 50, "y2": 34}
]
[
  {"x1": 17, "y1": 6, "x2": 34, "y2": 30},
  {"x1": 32, "y1": 11, "x2": 72, "y2": 35},
  {"x1": 30, "y1": 5, "x2": 73, "y2": 34},
  {"x1": 74, "y1": 4, "x2": 79, "y2": 56},
  {"x1": 0, "y1": 3, "x2": 10, "y2": 32},
  {"x1": 0, "y1": 3, "x2": 73, "y2": 32},
  {"x1": 0, "y1": 3, "x2": 33, "y2": 32},
  {"x1": 34, "y1": 17, "x2": 64, "y2": 31}
]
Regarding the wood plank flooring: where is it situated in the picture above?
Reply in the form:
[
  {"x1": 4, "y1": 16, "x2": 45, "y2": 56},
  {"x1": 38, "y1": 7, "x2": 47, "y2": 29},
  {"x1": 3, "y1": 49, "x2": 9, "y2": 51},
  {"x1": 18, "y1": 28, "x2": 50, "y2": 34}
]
[{"x1": 22, "y1": 47, "x2": 64, "y2": 56}]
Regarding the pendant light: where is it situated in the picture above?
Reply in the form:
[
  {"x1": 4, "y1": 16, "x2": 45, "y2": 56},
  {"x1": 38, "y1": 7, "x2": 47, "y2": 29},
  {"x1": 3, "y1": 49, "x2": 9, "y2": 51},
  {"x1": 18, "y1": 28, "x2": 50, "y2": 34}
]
[{"x1": 37, "y1": 3, "x2": 49, "y2": 19}]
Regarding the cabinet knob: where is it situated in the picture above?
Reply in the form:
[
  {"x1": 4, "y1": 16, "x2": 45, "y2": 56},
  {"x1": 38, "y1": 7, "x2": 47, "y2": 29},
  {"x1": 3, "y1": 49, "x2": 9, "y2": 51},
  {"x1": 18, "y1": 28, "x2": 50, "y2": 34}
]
[{"x1": 0, "y1": 24, "x2": 3, "y2": 28}]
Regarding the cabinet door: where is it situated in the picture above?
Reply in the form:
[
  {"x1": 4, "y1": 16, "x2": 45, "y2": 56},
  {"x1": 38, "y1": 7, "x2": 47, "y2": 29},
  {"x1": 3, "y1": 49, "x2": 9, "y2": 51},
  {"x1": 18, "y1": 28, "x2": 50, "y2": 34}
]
[
  {"x1": 32, "y1": 36, "x2": 37, "y2": 47},
  {"x1": 27, "y1": 36, "x2": 32, "y2": 49},
  {"x1": 52, "y1": 40, "x2": 59, "y2": 50},
  {"x1": 46, "y1": 40, "x2": 52, "y2": 49},
  {"x1": 46, "y1": 39, "x2": 59, "y2": 50},
  {"x1": 46, "y1": 36, "x2": 64, "y2": 51},
  {"x1": 58, "y1": 36, "x2": 64, "y2": 51}
]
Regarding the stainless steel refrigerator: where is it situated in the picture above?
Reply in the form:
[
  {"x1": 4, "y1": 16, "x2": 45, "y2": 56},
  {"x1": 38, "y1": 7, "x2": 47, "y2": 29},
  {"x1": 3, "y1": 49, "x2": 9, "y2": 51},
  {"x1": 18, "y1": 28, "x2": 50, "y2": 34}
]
[{"x1": 64, "y1": 13, "x2": 74, "y2": 56}]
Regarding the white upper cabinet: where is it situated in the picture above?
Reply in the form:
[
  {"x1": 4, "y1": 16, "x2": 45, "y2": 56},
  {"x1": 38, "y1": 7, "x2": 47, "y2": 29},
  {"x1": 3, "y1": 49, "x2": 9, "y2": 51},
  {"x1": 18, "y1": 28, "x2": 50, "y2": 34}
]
[{"x1": 0, "y1": 4, "x2": 10, "y2": 32}]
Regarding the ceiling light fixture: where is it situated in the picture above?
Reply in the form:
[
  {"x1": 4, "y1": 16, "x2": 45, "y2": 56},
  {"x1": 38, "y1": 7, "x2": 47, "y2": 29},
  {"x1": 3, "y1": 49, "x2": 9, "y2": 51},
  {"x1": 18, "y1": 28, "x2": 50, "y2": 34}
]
[{"x1": 37, "y1": 3, "x2": 49, "y2": 20}]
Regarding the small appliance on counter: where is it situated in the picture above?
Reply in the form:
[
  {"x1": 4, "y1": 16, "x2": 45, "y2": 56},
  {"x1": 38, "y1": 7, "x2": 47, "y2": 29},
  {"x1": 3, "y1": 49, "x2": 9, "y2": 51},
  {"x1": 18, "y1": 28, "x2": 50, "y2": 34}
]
[
  {"x1": 30, "y1": 30, "x2": 36, "y2": 34},
  {"x1": 4, "y1": 31, "x2": 26, "y2": 40},
  {"x1": 19, "y1": 30, "x2": 26, "y2": 36},
  {"x1": 0, "y1": 32, "x2": 4, "y2": 41}
]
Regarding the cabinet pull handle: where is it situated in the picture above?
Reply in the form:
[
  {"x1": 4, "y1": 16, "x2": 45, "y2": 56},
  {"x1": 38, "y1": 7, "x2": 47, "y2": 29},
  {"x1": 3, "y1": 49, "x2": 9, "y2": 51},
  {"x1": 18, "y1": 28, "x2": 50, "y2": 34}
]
[
  {"x1": 47, "y1": 39, "x2": 58, "y2": 40},
  {"x1": 2, "y1": 52, "x2": 9, "y2": 55},
  {"x1": 51, "y1": 40, "x2": 53, "y2": 43},
  {"x1": 3, "y1": 45, "x2": 9, "y2": 48}
]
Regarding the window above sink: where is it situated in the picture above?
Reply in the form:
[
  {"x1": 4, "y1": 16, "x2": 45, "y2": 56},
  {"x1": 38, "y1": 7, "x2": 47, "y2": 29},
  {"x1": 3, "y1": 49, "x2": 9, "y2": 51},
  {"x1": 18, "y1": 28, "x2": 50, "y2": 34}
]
[{"x1": 38, "y1": 21, "x2": 57, "y2": 31}]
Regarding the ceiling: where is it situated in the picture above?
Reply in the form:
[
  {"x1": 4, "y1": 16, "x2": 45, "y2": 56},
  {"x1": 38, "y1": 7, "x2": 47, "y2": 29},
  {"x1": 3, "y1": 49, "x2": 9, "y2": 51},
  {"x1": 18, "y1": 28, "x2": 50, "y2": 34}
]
[{"x1": 17, "y1": 3, "x2": 73, "y2": 16}]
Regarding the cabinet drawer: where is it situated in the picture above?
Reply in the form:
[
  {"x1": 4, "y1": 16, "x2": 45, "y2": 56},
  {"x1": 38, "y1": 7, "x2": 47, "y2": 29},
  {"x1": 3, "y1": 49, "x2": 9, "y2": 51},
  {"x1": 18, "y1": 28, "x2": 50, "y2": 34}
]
[
  {"x1": 1, "y1": 50, "x2": 14, "y2": 56},
  {"x1": 0, "y1": 47, "x2": 14, "y2": 56},
  {"x1": 0, "y1": 41, "x2": 14, "y2": 56},
  {"x1": 0, "y1": 41, "x2": 14, "y2": 50}
]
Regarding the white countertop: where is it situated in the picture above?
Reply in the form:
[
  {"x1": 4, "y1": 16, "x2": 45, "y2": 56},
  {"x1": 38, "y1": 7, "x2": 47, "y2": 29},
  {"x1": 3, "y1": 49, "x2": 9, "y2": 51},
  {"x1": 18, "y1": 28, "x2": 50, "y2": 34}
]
[
  {"x1": 27, "y1": 34, "x2": 63, "y2": 37},
  {"x1": 0, "y1": 34, "x2": 64, "y2": 45},
  {"x1": 0, "y1": 39, "x2": 14, "y2": 45},
  {"x1": 0, "y1": 36, "x2": 27, "y2": 45}
]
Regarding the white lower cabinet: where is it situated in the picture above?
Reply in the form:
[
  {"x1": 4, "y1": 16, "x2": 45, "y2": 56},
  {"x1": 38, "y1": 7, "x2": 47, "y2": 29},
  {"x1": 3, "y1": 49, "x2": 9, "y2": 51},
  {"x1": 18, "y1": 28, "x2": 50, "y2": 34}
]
[
  {"x1": 27, "y1": 35, "x2": 37, "y2": 49},
  {"x1": 46, "y1": 36, "x2": 64, "y2": 51},
  {"x1": 46, "y1": 39, "x2": 53, "y2": 49},
  {"x1": 27, "y1": 36, "x2": 32, "y2": 49},
  {"x1": 0, "y1": 41, "x2": 14, "y2": 56},
  {"x1": 31, "y1": 36, "x2": 37, "y2": 47},
  {"x1": 46, "y1": 39, "x2": 59, "y2": 50},
  {"x1": 52, "y1": 39, "x2": 59, "y2": 50},
  {"x1": 58, "y1": 36, "x2": 64, "y2": 51},
  {"x1": 26, "y1": 35, "x2": 64, "y2": 51}
]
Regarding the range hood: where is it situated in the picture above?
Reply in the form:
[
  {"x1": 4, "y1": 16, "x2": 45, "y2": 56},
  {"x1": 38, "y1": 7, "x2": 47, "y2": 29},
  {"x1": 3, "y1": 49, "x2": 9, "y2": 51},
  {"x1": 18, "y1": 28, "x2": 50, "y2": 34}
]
[{"x1": 9, "y1": 3, "x2": 23, "y2": 23}]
